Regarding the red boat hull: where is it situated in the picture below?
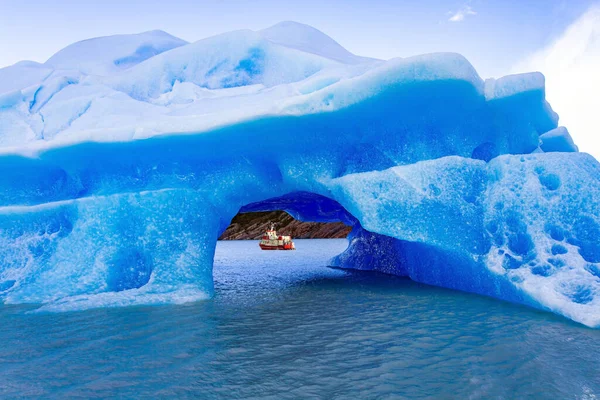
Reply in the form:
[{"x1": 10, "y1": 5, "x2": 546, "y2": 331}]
[{"x1": 259, "y1": 243, "x2": 295, "y2": 250}]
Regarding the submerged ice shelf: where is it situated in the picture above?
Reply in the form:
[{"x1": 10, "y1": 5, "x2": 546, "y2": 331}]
[{"x1": 0, "y1": 22, "x2": 598, "y2": 327}]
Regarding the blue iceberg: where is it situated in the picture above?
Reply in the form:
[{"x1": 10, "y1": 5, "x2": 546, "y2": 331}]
[{"x1": 0, "y1": 22, "x2": 598, "y2": 326}]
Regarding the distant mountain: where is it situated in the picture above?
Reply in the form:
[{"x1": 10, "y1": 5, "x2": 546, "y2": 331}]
[{"x1": 219, "y1": 211, "x2": 351, "y2": 240}]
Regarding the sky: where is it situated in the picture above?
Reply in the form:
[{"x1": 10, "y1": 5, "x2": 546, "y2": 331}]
[
  {"x1": 0, "y1": 0, "x2": 599, "y2": 157},
  {"x1": 0, "y1": 0, "x2": 595, "y2": 76},
  {"x1": 513, "y1": 5, "x2": 600, "y2": 160}
]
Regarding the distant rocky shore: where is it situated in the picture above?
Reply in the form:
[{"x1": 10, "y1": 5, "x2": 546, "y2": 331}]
[{"x1": 219, "y1": 211, "x2": 351, "y2": 240}]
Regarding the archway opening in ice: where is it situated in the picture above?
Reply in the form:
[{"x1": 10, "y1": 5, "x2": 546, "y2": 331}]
[
  {"x1": 213, "y1": 192, "x2": 356, "y2": 284},
  {"x1": 211, "y1": 192, "x2": 368, "y2": 296},
  {"x1": 212, "y1": 190, "x2": 457, "y2": 291}
]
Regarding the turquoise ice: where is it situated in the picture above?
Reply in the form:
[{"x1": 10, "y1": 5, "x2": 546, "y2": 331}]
[{"x1": 0, "y1": 23, "x2": 598, "y2": 326}]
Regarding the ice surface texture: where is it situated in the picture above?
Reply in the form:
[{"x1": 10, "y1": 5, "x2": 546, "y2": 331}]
[{"x1": 0, "y1": 23, "x2": 598, "y2": 326}]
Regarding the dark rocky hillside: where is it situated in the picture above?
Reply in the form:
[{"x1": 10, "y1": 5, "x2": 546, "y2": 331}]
[{"x1": 219, "y1": 211, "x2": 351, "y2": 240}]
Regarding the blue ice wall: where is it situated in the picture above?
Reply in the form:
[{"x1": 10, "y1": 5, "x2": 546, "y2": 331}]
[
  {"x1": 0, "y1": 54, "x2": 598, "y2": 327},
  {"x1": 330, "y1": 154, "x2": 600, "y2": 326}
]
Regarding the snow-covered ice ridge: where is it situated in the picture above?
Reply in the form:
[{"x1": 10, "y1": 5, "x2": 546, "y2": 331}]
[{"x1": 0, "y1": 22, "x2": 599, "y2": 327}]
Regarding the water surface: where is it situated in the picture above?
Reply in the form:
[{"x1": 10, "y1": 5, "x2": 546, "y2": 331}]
[{"x1": 1, "y1": 239, "x2": 599, "y2": 399}]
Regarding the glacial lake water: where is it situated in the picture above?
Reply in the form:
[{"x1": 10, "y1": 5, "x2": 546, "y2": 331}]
[{"x1": 1, "y1": 239, "x2": 599, "y2": 399}]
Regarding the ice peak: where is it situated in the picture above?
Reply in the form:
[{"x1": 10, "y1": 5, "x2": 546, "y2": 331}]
[
  {"x1": 44, "y1": 30, "x2": 188, "y2": 76},
  {"x1": 259, "y1": 21, "x2": 370, "y2": 64}
]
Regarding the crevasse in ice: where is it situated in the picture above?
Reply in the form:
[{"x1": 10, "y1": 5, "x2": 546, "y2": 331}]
[{"x1": 0, "y1": 22, "x2": 598, "y2": 326}]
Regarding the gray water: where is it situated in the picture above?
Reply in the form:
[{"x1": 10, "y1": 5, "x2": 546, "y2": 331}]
[{"x1": 1, "y1": 239, "x2": 599, "y2": 399}]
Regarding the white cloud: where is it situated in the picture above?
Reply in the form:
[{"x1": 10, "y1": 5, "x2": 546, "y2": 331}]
[
  {"x1": 448, "y1": 5, "x2": 477, "y2": 22},
  {"x1": 513, "y1": 5, "x2": 600, "y2": 161}
]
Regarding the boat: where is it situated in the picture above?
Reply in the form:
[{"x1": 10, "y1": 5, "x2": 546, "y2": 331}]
[{"x1": 259, "y1": 223, "x2": 296, "y2": 250}]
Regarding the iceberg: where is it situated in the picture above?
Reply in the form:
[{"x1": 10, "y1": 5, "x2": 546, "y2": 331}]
[{"x1": 0, "y1": 22, "x2": 598, "y2": 326}]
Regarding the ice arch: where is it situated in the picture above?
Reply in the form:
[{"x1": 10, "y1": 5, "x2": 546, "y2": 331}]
[
  {"x1": 231, "y1": 190, "x2": 530, "y2": 307},
  {"x1": 0, "y1": 54, "x2": 598, "y2": 327}
]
